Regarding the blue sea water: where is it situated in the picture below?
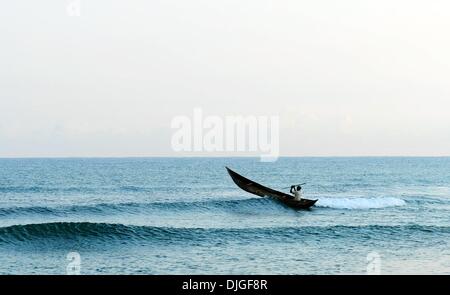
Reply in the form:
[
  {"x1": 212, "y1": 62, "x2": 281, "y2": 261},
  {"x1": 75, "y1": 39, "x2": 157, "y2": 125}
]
[{"x1": 0, "y1": 157, "x2": 449, "y2": 274}]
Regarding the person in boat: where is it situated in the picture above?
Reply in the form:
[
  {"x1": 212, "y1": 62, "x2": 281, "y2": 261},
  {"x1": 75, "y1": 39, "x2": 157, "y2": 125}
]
[{"x1": 290, "y1": 185, "x2": 303, "y2": 201}]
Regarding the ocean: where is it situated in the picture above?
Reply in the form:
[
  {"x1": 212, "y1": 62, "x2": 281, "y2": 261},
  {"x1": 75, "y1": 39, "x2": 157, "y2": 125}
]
[{"x1": 0, "y1": 157, "x2": 449, "y2": 274}]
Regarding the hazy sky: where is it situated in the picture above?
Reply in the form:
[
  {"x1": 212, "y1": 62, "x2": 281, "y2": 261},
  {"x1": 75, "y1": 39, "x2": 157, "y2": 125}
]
[{"x1": 1, "y1": 0, "x2": 450, "y2": 157}]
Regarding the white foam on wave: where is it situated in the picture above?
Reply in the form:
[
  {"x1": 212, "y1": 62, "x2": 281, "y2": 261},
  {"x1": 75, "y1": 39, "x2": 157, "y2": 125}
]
[{"x1": 316, "y1": 197, "x2": 406, "y2": 209}]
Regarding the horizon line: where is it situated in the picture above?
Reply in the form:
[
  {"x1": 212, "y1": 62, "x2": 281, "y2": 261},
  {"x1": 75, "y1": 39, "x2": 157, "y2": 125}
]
[{"x1": 1, "y1": 155, "x2": 450, "y2": 159}]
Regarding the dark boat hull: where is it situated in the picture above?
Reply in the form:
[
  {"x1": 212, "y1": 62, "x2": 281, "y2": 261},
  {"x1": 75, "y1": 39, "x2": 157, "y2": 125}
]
[{"x1": 226, "y1": 167, "x2": 318, "y2": 210}]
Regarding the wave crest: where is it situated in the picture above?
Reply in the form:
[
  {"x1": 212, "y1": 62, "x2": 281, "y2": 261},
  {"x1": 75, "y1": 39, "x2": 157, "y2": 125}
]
[
  {"x1": 0, "y1": 222, "x2": 447, "y2": 245},
  {"x1": 0, "y1": 198, "x2": 287, "y2": 217}
]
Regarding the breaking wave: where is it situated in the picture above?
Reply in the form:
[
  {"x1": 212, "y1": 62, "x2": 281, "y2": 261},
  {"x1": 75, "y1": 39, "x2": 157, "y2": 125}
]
[{"x1": 316, "y1": 197, "x2": 406, "y2": 209}]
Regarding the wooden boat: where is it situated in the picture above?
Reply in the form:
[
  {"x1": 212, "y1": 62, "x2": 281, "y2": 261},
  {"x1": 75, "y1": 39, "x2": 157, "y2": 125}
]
[{"x1": 226, "y1": 167, "x2": 318, "y2": 210}]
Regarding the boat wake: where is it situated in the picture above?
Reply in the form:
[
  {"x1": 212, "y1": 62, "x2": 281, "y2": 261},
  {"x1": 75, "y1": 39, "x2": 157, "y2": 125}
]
[{"x1": 316, "y1": 197, "x2": 406, "y2": 209}]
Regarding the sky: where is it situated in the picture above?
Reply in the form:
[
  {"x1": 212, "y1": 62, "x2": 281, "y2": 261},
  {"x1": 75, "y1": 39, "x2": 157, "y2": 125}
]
[{"x1": 1, "y1": 0, "x2": 450, "y2": 157}]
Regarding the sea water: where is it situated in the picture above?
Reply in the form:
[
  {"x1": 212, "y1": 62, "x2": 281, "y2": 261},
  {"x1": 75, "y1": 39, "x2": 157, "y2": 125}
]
[{"x1": 0, "y1": 157, "x2": 449, "y2": 274}]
